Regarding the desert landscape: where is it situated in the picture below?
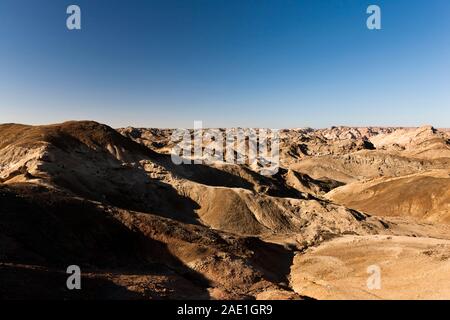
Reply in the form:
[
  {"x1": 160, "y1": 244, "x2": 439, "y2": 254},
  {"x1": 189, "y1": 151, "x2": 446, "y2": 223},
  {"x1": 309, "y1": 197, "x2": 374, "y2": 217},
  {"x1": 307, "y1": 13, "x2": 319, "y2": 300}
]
[{"x1": 1, "y1": 121, "x2": 449, "y2": 300}]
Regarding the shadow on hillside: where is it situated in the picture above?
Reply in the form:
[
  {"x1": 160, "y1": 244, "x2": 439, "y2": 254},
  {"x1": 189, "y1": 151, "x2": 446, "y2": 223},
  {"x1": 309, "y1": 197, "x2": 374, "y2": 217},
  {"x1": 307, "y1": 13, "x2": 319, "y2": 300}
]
[
  {"x1": 0, "y1": 184, "x2": 212, "y2": 300},
  {"x1": 153, "y1": 153, "x2": 255, "y2": 190},
  {"x1": 0, "y1": 264, "x2": 145, "y2": 300},
  {"x1": 243, "y1": 237, "x2": 295, "y2": 285},
  {"x1": 153, "y1": 153, "x2": 311, "y2": 199}
]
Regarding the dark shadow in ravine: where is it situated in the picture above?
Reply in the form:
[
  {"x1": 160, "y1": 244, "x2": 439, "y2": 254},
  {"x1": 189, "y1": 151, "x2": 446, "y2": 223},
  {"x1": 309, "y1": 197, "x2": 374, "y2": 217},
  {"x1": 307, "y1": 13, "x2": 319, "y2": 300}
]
[{"x1": 241, "y1": 237, "x2": 295, "y2": 286}]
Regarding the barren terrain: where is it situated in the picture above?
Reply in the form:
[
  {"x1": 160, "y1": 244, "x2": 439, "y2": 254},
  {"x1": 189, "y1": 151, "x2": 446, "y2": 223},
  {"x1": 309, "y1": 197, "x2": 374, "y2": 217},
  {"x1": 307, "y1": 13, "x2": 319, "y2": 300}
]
[{"x1": 1, "y1": 121, "x2": 449, "y2": 299}]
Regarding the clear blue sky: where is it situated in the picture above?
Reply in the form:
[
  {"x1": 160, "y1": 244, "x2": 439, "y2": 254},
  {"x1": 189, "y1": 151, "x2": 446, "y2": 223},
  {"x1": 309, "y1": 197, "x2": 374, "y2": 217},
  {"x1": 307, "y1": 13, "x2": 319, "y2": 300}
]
[{"x1": 1, "y1": 0, "x2": 449, "y2": 128}]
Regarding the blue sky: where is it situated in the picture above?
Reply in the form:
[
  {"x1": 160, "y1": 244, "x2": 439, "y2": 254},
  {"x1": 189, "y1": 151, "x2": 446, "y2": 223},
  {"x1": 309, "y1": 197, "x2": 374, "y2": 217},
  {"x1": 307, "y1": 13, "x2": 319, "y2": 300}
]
[{"x1": 1, "y1": 0, "x2": 449, "y2": 128}]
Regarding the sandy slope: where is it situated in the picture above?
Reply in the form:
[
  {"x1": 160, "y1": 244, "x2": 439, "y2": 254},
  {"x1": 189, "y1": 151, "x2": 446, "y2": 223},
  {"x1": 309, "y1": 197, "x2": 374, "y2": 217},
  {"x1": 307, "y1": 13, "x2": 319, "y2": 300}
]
[
  {"x1": 291, "y1": 235, "x2": 450, "y2": 300},
  {"x1": 326, "y1": 170, "x2": 450, "y2": 223}
]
